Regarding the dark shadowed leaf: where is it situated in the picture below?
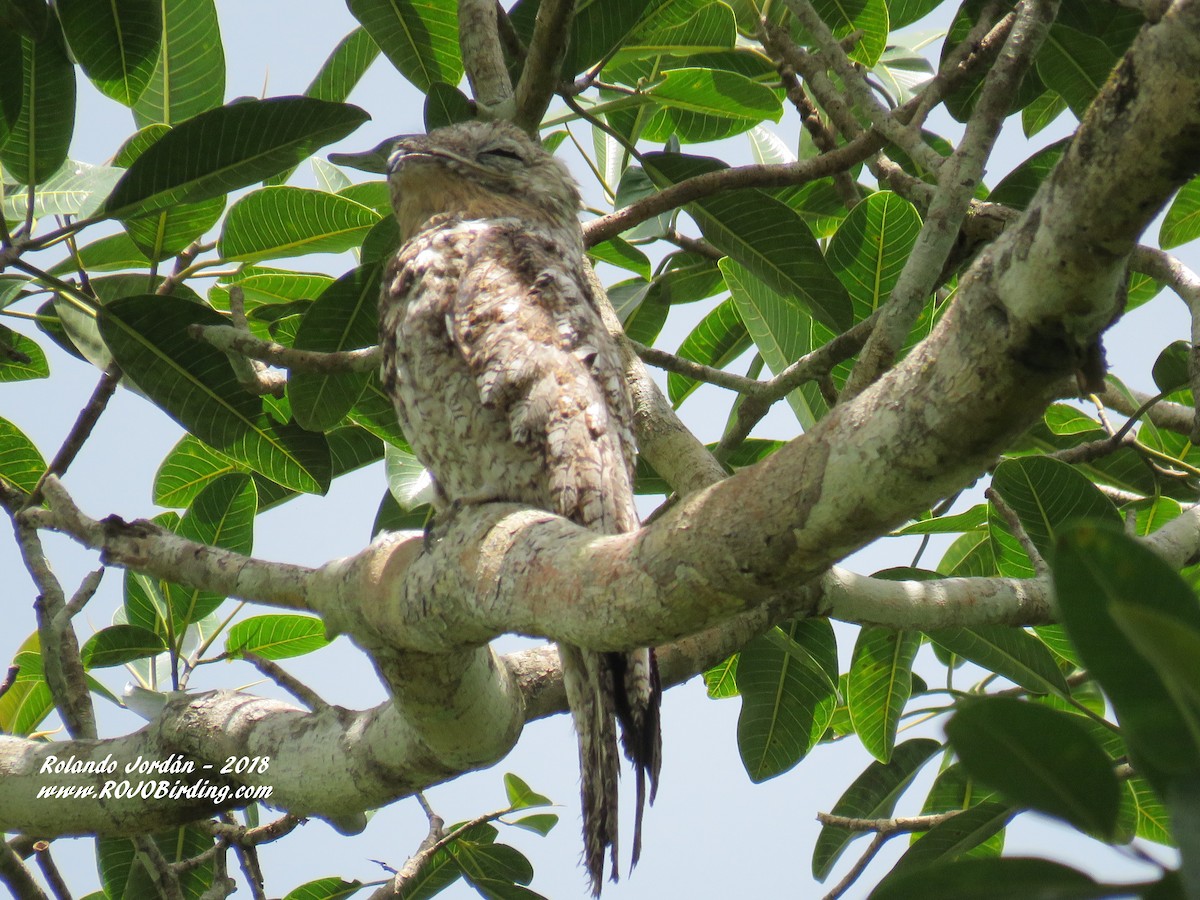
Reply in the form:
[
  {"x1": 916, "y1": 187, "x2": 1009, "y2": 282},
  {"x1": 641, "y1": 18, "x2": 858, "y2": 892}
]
[
  {"x1": 946, "y1": 697, "x2": 1120, "y2": 837},
  {"x1": 1055, "y1": 524, "x2": 1200, "y2": 788},
  {"x1": 847, "y1": 627, "x2": 920, "y2": 762},
  {"x1": 168, "y1": 473, "x2": 257, "y2": 625},
  {"x1": 813, "y1": 738, "x2": 941, "y2": 878},
  {"x1": 870, "y1": 857, "x2": 1110, "y2": 900},
  {"x1": 347, "y1": 0, "x2": 462, "y2": 93},
  {"x1": 104, "y1": 98, "x2": 370, "y2": 220},
  {"x1": 81, "y1": 625, "x2": 167, "y2": 668},
  {"x1": 1, "y1": 27, "x2": 76, "y2": 186},
  {"x1": 926, "y1": 626, "x2": 1069, "y2": 696},
  {"x1": 132, "y1": 0, "x2": 224, "y2": 126},
  {"x1": 98, "y1": 295, "x2": 331, "y2": 493},
  {"x1": 289, "y1": 262, "x2": 383, "y2": 432},
  {"x1": 737, "y1": 620, "x2": 839, "y2": 782},
  {"x1": 57, "y1": 0, "x2": 161, "y2": 106}
]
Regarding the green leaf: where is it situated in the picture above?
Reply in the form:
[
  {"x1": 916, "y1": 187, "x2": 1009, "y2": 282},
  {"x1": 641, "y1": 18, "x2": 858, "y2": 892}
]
[
  {"x1": 288, "y1": 262, "x2": 382, "y2": 432},
  {"x1": 704, "y1": 654, "x2": 739, "y2": 699},
  {"x1": 1035, "y1": 25, "x2": 1118, "y2": 119},
  {"x1": 98, "y1": 295, "x2": 332, "y2": 494},
  {"x1": 1152, "y1": 340, "x2": 1190, "y2": 395},
  {"x1": 385, "y1": 442, "x2": 433, "y2": 509},
  {"x1": 893, "y1": 504, "x2": 988, "y2": 536},
  {"x1": 281, "y1": 877, "x2": 364, "y2": 900},
  {"x1": 0, "y1": 28, "x2": 76, "y2": 186},
  {"x1": 946, "y1": 697, "x2": 1120, "y2": 837},
  {"x1": 736, "y1": 620, "x2": 838, "y2": 782},
  {"x1": 0, "y1": 0, "x2": 50, "y2": 39},
  {"x1": 890, "y1": 800, "x2": 1013, "y2": 874},
  {"x1": 1108, "y1": 603, "x2": 1200, "y2": 754},
  {"x1": 97, "y1": 827, "x2": 213, "y2": 900},
  {"x1": 1162, "y1": 177, "x2": 1200, "y2": 250},
  {"x1": 509, "y1": 814, "x2": 558, "y2": 837},
  {"x1": 226, "y1": 614, "x2": 330, "y2": 660},
  {"x1": 503, "y1": 773, "x2": 552, "y2": 810},
  {"x1": 154, "y1": 434, "x2": 244, "y2": 508},
  {"x1": 306, "y1": 26, "x2": 380, "y2": 104},
  {"x1": 588, "y1": 237, "x2": 652, "y2": 280},
  {"x1": 644, "y1": 152, "x2": 852, "y2": 332},
  {"x1": 722, "y1": 258, "x2": 828, "y2": 428},
  {"x1": 826, "y1": 191, "x2": 922, "y2": 321},
  {"x1": 218, "y1": 187, "x2": 379, "y2": 263},
  {"x1": 667, "y1": 298, "x2": 750, "y2": 406},
  {"x1": 926, "y1": 626, "x2": 1070, "y2": 696},
  {"x1": 80, "y1": 625, "x2": 167, "y2": 668},
  {"x1": 812, "y1": 738, "x2": 941, "y2": 878},
  {"x1": 166, "y1": 473, "x2": 258, "y2": 625},
  {"x1": 47, "y1": 233, "x2": 150, "y2": 276},
  {"x1": 0, "y1": 325, "x2": 48, "y2": 382},
  {"x1": 104, "y1": 97, "x2": 371, "y2": 220},
  {"x1": 424, "y1": 81, "x2": 474, "y2": 130},
  {"x1": 57, "y1": 0, "x2": 160, "y2": 106},
  {"x1": 989, "y1": 139, "x2": 1068, "y2": 210},
  {"x1": 1022, "y1": 90, "x2": 1068, "y2": 137},
  {"x1": 2, "y1": 159, "x2": 124, "y2": 221},
  {"x1": 646, "y1": 66, "x2": 782, "y2": 133},
  {"x1": 871, "y1": 857, "x2": 1108, "y2": 900},
  {"x1": 990, "y1": 455, "x2": 1121, "y2": 561},
  {"x1": 1055, "y1": 524, "x2": 1200, "y2": 786},
  {"x1": 0, "y1": 415, "x2": 45, "y2": 495},
  {"x1": 346, "y1": 0, "x2": 462, "y2": 93},
  {"x1": 0, "y1": 646, "x2": 53, "y2": 735},
  {"x1": 846, "y1": 627, "x2": 920, "y2": 763},
  {"x1": 132, "y1": 0, "x2": 225, "y2": 127},
  {"x1": 810, "y1": 0, "x2": 889, "y2": 67}
]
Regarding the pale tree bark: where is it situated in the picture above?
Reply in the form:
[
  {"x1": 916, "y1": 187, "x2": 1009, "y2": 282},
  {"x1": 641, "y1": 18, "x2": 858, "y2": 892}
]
[{"x1": 4, "y1": 0, "x2": 1200, "y2": 856}]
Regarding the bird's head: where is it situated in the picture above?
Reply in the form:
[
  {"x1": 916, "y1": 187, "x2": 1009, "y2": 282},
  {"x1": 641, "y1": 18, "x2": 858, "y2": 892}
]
[{"x1": 386, "y1": 120, "x2": 582, "y2": 242}]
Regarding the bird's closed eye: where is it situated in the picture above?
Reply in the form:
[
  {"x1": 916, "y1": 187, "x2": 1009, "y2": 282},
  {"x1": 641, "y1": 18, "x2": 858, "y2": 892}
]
[{"x1": 480, "y1": 146, "x2": 525, "y2": 164}]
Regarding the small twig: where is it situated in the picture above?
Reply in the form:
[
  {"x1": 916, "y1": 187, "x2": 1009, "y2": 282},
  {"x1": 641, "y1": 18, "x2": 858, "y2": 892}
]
[
  {"x1": 581, "y1": 129, "x2": 883, "y2": 247},
  {"x1": 513, "y1": 0, "x2": 575, "y2": 130},
  {"x1": 155, "y1": 240, "x2": 215, "y2": 297},
  {"x1": 986, "y1": 487, "x2": 1049, "y2": 576},
  {"x1": 188, "y1": 324, "x2": 380, "y2": 375},
  {"x1": 632, "y1": 341, "x2": 761, "y2": 394},
  {"x1": 817, "y1": 808, "x2": 964, "y2": 835},
  {"x1": 133, "y1": 835, "x2": 186, "y2": 900},
  {"x1": 64, "y1": 567, "x2": 104, "y2": 619},
  {"x1": 0, "y1": 665, "x2": 18, "y2": 700},
  {"x1": 821, "y1": 832, "x2": 888, "y2": 900},
  {"x1": 32, "y1": 843, "x2": 71, "y2": 900},
  {"x1": 0, "y1": 840, "x2": 48, "y2": 900},
  {"x1": 378, "y1": 799, "x2": 521, "y2": 900},
  {"x1": 230, "y1": 839, "x2": 267, "y2": 900},
  {"x1": 16, "y1": 522, "x2": 97, "y2": 739},
  {"x1": 775, "y1": 64, "x2": 862, "y2": 209},
  {"x1": 205, "y1": 813, "x2": 305, "y2": 848},
  {"x1": 28, "y1": 368, "x2": 121, "y2": 506},
  {"x1": 240, "y1": 653, "x2": 329, "y2": 711}
]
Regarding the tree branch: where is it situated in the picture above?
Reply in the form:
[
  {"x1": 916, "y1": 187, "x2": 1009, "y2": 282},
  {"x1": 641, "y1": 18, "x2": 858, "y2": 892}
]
[
  {"x1": 513, "y1": 0, "x2": 575, "y2": 131},
  {"x1": 458, "y1": 0, "x2": 515, "y2": 118}
]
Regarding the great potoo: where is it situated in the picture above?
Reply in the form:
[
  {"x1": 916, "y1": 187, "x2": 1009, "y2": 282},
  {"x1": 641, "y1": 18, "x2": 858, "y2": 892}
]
[{"x1": 379, "y1": 119, "x2": 662, "y2": 895}]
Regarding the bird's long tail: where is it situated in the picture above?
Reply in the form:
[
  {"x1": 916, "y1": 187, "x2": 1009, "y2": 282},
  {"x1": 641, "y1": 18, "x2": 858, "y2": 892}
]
[{"x1": 559, "y1": 642, "x2": 662, "y2": 896}]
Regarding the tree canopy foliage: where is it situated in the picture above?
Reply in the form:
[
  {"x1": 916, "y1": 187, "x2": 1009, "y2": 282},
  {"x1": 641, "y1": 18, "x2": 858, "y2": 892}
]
[{"x1": 1, "y1": 0, "x2": 1200, "y2": 898}]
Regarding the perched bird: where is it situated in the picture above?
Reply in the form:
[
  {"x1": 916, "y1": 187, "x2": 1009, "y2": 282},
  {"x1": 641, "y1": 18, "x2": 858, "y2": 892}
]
[{"x1": 378, "y1": 119, "x2": 662, "y2": 894}]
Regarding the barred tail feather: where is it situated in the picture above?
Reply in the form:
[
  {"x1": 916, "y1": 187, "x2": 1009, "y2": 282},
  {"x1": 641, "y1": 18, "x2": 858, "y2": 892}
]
[
  {"x1": 559, "y1": 642, "x2": 621, "y2": 896},
  {"x1": 612, "y1": 647, "x2": 662, "y2": 867}
]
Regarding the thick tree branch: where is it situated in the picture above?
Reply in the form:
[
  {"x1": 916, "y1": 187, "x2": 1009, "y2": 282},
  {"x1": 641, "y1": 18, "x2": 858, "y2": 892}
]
[
  {"x1": 844, "y1": 0, "x2": 1060, "y2": 397},
  {"x1": 512, "y1": 0, "x2": 575, "y2": 131},
  {"x1": 458, "y1": 0, "x2": 515, "y2": 118}
]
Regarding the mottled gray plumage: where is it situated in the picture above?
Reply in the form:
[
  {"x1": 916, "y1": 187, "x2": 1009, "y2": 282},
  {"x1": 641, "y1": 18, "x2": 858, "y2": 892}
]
[{"x1": 379, "y1": 120, "x2": 661, "y2": 895}]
